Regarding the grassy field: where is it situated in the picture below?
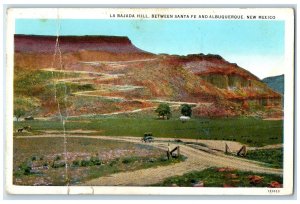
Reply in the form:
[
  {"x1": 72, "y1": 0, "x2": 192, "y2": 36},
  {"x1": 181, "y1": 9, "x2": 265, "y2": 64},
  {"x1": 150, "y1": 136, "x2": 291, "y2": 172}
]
[
  {"x1": 14, "y1": 116, "x2": 283, "y2": 147},
  {"x1": 14, "y1": 137, "x2": 183, "y2": 185},
  {"x1": 153, "y1": 167, "x2": 283, "y2": 187},
  {"x1": 244, "y1": 148, "x2": 283, "y2": 168}
]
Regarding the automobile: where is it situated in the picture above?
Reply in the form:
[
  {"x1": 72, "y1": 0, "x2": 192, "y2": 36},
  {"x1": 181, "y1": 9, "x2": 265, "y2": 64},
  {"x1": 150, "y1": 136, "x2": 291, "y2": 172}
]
[
  {"x1": 24, "y1": 116, "x2": 34, "y2": 121},
  {"x1": 141, "y1": 132, "x2": 154, "y2": 143}
]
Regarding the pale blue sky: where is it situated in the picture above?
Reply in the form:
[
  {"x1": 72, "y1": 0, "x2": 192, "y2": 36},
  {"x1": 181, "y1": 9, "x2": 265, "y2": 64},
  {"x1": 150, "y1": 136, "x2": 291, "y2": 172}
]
[{"x1": 15, "y1": 19, "x2": 285, "y2": 78}]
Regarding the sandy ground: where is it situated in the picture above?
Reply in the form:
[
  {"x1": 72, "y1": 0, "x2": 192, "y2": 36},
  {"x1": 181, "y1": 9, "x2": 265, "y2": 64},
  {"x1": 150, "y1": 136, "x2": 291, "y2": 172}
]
[
  {"x1": 44, "y1": 129, "x2": 100, "y2": 134},
  {"x1": 16, "y1": 135, "x2": 282, "y2": 186},
  {"x1": 263, "y1": 117, "x2": 283, "y2": 121}
]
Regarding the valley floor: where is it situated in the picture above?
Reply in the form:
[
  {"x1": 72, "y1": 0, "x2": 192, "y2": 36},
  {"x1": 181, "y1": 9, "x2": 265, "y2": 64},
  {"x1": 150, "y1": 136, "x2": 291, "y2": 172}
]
[{"x1": 14, "y1": 135, "x2": 283, "y2": 186}]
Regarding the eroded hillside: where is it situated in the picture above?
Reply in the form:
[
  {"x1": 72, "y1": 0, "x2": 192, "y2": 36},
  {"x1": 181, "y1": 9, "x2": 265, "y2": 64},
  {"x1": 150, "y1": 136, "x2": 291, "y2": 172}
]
[{"x1": 14, "y1": 35, "x2": 282, "y2": 118}]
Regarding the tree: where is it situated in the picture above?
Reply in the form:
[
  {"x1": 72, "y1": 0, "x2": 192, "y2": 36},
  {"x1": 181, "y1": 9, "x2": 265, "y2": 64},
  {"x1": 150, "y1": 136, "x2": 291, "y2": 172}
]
[
  {"x1": 155, "y1": 103, "x2": 171, "y2": 119},
  {"x1": 14, "y1": 96, "x2": 40, "y2": 121},
  {"x1": 14, "y1": 108, "x2": 25, "y2": 121},
  {"x1": 181, "y1": 104, "x2": 192, "y2": 117}
]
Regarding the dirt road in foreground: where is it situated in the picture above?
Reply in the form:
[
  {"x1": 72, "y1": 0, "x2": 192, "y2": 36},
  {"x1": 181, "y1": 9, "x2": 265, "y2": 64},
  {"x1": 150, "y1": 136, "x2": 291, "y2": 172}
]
[
  {"x1": 16, "y1": 135, "x2": 283, "y2": 186},
  {"x1": 86, "y1": 136, "x2": 282, "y2": 186}
]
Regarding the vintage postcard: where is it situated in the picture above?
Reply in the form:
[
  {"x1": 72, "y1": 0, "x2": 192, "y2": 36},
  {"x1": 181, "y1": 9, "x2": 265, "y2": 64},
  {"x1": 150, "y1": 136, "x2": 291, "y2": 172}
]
[{"x1": 5, "y1": 8, "x2": 294, "y2": 195}]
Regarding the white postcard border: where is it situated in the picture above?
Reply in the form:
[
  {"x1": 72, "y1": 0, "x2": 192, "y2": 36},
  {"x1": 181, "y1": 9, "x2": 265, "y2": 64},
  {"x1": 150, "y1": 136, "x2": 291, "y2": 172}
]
[{"x1": 5, "y1": 8, "x2": 295, "y2": 195}]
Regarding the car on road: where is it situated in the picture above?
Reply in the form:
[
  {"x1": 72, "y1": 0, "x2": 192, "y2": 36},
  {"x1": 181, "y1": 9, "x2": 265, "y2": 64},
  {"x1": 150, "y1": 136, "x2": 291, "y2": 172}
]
[{"x1": 141, "y1": 132, "x2": 154, "y2": 143}]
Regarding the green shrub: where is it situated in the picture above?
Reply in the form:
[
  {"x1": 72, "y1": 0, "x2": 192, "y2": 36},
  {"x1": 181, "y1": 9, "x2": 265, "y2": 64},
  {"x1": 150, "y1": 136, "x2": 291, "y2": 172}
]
[
  {"x1": 18, "y1": 162, "x2": 31, "y2": 175},
  {"x1": 80, "y1": 160, "x2": 93, "y2": 167},
  {"x1": 72, "y1": 157, "x2": 101, "y2": 167},
  {"x1": 80, "y1": 84, "x2": 94, "y2": 91},
  {"x1": 55, "y1": 155, "x2": 61, "y2": 161},
  {"x1": 122, "y1": 157, "x2": 135, "y2": 164},
  {"x1": 72, "y1": 160, "x2": 80, "y2": 167},
  {"x1": 159, "y1": 156, "x2": 168, "y2": 162},
  {"x1": 109, "y1": 160, "x2": 118, "y2": 167},
  {"x1": 52, "y1": 161, "x2": 66, "y2": 168},
  {"x1": 90, "y1": 157, "x2": 102, "y2": 166},
  {"x1": 148, "y1": 158, "x2": 156, "y2": 163}
]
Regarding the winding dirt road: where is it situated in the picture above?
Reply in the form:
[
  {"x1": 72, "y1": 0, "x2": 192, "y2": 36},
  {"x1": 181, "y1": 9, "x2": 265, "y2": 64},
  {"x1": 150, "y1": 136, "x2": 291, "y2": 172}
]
[
  {"x1": 42, "y1": 66, "x2": 204, "y2": 118},
  {"x1": 16, "y1": 135, "x2": 282, "y2": 186}
]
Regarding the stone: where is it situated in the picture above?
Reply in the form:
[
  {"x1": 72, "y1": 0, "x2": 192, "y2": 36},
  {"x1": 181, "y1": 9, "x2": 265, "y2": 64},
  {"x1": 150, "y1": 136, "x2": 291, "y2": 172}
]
[
  {"x1": 248, "y1": 175, "x2": 264, "y2": 185},
  {"x1": 193, "y1": 181, "x2": 204, "y2": 187},
  {"x1": 269, "y1": 181, "x2": 282, "y2": 188}
]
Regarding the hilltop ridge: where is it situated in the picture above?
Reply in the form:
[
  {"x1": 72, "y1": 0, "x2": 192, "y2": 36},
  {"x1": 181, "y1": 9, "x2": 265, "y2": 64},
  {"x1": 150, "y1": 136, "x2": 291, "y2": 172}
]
[{"x1": 15, "y1": 34, "x2": 151, "y2": 54}]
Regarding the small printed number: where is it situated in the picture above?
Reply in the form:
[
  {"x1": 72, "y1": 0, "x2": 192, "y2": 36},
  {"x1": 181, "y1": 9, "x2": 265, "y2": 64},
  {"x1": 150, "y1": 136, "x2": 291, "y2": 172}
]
[{"x1": 268, "y1": 189, "x2": 280, "y2": 193}]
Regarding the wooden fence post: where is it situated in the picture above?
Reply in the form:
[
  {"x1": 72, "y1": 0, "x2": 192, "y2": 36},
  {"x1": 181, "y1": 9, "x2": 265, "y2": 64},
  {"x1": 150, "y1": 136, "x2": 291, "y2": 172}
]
[
  {"x1": 225, "y1": 143, "x2": 229, "y2": 154},
  {"x1": 237, "y1": 145, "x2": 247, "y2": 157}
]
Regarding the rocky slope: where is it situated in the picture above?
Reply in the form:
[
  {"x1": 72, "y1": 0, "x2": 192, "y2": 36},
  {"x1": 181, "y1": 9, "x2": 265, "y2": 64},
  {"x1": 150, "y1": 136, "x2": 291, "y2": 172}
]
[{"x1": 14, "y1": 34, "x2": 282, "y2": 118}]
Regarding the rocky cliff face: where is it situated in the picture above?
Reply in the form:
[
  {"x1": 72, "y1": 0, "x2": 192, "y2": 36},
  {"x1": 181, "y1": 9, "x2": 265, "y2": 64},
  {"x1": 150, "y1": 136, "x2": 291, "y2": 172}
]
[
  {"x1": 178, "y1": 54, "x2": 281, "y2": 106},
  {"x1": 15, "y1": 34, "x2": 149, "y2": 53},
  {"x1": 14, "y1": 35, "x2": 154, "y2": 68}
]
